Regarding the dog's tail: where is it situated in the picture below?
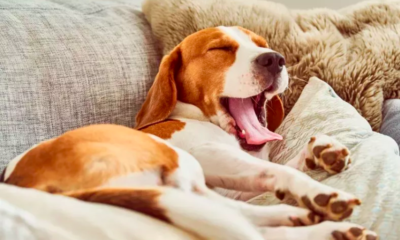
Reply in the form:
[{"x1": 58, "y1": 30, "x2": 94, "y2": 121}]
[{"x1": 63, "y1": 187, "x2": 263, "y2": 240}]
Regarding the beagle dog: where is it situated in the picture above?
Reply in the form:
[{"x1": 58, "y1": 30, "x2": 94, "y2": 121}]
[{"x1": 1, "y1": 27, "x2": 377, "y2": 240}]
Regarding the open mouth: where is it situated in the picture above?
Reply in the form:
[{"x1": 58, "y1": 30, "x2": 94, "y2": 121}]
[{"x1": 221, "y1": 91, "x2": 282, "y2": 151}]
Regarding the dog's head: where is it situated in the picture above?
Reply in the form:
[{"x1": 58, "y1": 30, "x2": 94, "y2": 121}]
[{"x1": 136, "y1": 26, "x2": 288, "y2": 150}]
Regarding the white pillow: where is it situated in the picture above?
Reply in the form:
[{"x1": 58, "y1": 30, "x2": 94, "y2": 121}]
[{"x1": 249, "y1": 77, "x2": 400, "y2": 240}]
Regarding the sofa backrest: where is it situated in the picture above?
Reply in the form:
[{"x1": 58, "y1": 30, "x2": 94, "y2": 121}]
[{"x1": 0, "y1": 0, "x2": 161, "y2": 169}]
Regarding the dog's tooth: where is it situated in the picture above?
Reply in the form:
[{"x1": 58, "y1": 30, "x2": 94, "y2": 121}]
[{"x1": 242, "y1": 130, "x2": 246, "y2": 135}]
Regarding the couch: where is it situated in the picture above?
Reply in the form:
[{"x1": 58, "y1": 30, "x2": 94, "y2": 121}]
[{"x1": 1, "y1": 0, "x2": 399, "y2": 239}]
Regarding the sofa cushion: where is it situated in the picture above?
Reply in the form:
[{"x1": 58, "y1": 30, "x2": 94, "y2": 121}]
[
  {"x1": 381, "y1": 99, "x2": 400, "y2": 149},
  {"x1": 0, "y1": 0, "x2": 161, "y2": 169}
]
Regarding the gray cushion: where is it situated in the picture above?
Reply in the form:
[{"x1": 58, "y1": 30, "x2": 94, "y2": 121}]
[
  {"x1": 0, "y1": 0, "x2": 161, "y2": 169},
  {"x1": 381, "y1": 100, "x2": 400, "y2": 149}
]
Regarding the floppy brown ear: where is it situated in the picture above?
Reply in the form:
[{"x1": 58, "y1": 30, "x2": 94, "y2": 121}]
[
  {"x1": 135, "y1": 47, "x2": 181, "y2": 130},
  {"x1": 266, "y1": 96, "x2": 285, "y2": 132}
]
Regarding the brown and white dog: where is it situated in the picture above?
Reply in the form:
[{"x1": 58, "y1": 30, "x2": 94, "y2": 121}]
[{"x1": 1, "y1": 27, "x2": 378, "y2": 240}]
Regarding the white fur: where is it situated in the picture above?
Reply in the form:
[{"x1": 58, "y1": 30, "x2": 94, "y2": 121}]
[
  {"x1": 101, "y1": 170, "x2": 162, "y2": 188},
  {"x1": 159, "y1": 188, "x2": 265, "y2": 240},
  {"x1": 149, "y1": 134, "x2": 205, "y2": 191},
  {"x1": 170, "y1": 101, "x2": 208, "y2": 121}
]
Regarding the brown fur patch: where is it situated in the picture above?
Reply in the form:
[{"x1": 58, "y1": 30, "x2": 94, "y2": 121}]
[
  {"x1": 141, "y1": 119, "x2": 185, "y2": 139},
  {"x1": 6, "y1": 124, "x2": 179, "y2": 193},
  {"x1": 177, "y1": 28, "x2": 239, "y2": 117},
  {"x1": 136, "y1": 27, "x2": 238, "y2": 129},
  {"x1": 66, "y1": 188, "x2": 170, "y2": 222}
]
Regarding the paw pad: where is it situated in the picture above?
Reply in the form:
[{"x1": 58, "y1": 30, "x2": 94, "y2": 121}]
[
  {"x1": 275, "y1": 190, "x2": 286, "y2": 200},
  {"x1": 301, "y1": 195, "x2": 326, "y2": 216},
  {"x1": 349, "y1": 227, "x2": 363, "y2": 237},
  {"x1": 289, "y1": 216, "x2": 305, "y2": 226},
  {"x1": 307, "y1": 212, "x2": 321, "y2": 223},
  {"x1": 331, "y1": 200, "x2": 348, "y2": 214},
  {"x1": 313, "y1": 144, "x2": 332, "y2": 158},
  {"x1": 314, "y1": 193, "x2": 337, "y2": 207},
  {"x1": 331, "y1": 227, "x2": 378, "y2": 240},
  {"x1": 299, "y1": 193, "x2": 361, "y2": 221},
  {"x1": 305, "y1": 158, "x2": 317, "y2": 169}
]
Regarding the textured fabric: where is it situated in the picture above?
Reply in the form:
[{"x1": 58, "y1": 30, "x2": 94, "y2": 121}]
[
  {"x1": 0, "y1": 0, "x2": 162, "y2": 169},
  {"x1": 0, "y1": 184, "x2": 199, "y2": 240},
  {"x1": 248, "y1": 78, "x2": 400, "y2": 240},
  {"x1": 381, "y1": 99, "x2": 400, "y2": 149},
  {"x1": 142, "y1": 0, "x2": 400, "y2": 131}
]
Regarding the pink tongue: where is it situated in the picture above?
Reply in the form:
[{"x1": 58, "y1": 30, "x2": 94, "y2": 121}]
[{"x1": 229, "y1": 98, "x2": 282, "y2": 145}]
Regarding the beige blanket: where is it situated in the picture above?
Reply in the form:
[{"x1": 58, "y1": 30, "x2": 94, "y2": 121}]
[{"x1": 142, "y1": 0, "x2": 400, "y2": 131}]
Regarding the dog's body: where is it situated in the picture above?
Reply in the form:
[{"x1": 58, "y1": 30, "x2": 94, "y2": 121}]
[{"x1": 1, "y1": 27, "x2": 377, "y2": 240}]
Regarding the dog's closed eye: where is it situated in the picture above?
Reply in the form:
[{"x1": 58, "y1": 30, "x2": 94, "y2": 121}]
[{"x1": 208, "y1": 46, "x2": 235, "y2": 52}]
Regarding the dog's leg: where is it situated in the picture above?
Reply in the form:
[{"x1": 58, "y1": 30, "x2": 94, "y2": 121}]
[
  {"x1": 286, "y1": 135, "x2": 351, "y2": 174},
  {"x1": 189, "y1": 142, "x2": 361, "y2": 221},
  {"x1": 212, "y1": 188, "x2": 263, "y2": 201},
  {"x1": 259, "y1": 221, "x2": 378, "y2": 240},
  {"x1": 164, "y1": 145, "x2": 321, "y2": 227},
  {"x1": 65, "y1": 187, "x2": 264, "y2": 240},
  {"x1": 197, "y1": 186, "x2": 321, "y2": 227}
]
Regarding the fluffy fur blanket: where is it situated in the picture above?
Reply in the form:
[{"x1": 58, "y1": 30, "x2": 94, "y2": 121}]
[{"x1": 142, "y1": 0, "x2": 400, "y2": 131}]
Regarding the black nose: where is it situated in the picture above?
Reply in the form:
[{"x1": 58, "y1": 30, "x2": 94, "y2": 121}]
[{"x1": 255, "y1": 52, "x2": 285, "y2": 75}]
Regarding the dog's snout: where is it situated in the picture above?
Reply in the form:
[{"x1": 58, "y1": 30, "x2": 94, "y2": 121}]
[{"x1": 255, "y1": 52, "x2": 285, "y2": 75}]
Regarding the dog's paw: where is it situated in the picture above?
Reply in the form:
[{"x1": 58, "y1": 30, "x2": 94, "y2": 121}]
[
  {"x1": 305, "y1": 135, "x2": 351, "y2": 174},
  {"x1": 287, "y1": 210, "x2": 322, "y2": 227},
  {"x1": 273, "y1": 168, "x2": 360, "y2": 221},
  {"x1": 310, "y1": 221, "x2": 378, "y2": 240},
  {"x1": 298, "y1": 190, "x2": 361, "y2": 221},
  {"x1": 259, "y1": 222, "x2": 377, "y2": 240}
]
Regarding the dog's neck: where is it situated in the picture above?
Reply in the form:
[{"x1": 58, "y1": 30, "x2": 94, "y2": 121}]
[
  {"x1": 169, "y1": 101, "x2": 234, "y2": 133},
  {"x1": 170, "y1": 101, "x2": 210, "y2": 122}
]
